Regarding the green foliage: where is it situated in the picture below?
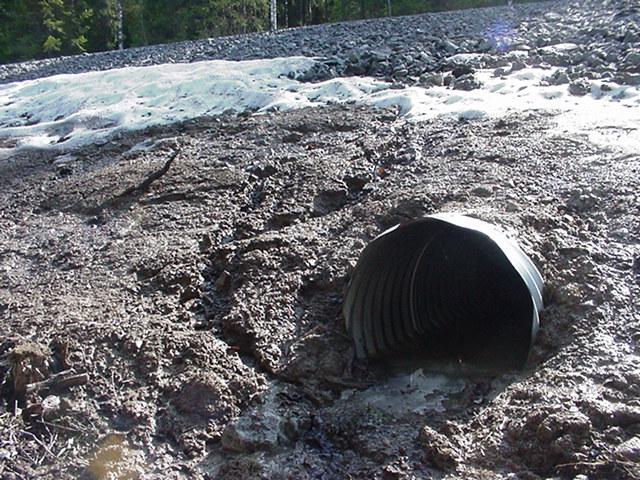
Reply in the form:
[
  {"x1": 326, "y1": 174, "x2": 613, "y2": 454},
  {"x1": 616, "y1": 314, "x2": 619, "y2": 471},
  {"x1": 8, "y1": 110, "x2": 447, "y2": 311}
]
[
  {"x1": 123, "y1": 0, "x2": 270, "y2": 47},
  {"x1": 42, "y1": 34, "x2": 62, "y2": 53},
  {"x1": 86, "y1": 0, "x2": 119, "y2": 51},
  {"x1": 39, "y1": 0, "x2": 93, "y2": 56},
  {"x1": 0, "y1": 0, "x2": 536, "y2": 64},
  {"x1": 0, "y1": 0, "x2": 45, "y2": 62}
]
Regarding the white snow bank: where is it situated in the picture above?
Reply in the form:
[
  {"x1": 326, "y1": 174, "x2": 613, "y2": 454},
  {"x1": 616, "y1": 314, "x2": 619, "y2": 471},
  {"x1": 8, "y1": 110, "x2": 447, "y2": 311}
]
[
  {"x1": 0, "y1": 57, "x2": 388, "y2": 157},
  {"x1": 1, "y1": 57, "x2": 639, "y2": 158}
]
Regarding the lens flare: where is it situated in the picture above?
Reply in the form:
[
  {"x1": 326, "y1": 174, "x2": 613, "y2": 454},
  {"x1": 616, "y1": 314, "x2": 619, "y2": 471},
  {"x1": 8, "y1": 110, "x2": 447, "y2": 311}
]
[{"x1": 485, "y1": 20, "x2": 517, "y2": 52}]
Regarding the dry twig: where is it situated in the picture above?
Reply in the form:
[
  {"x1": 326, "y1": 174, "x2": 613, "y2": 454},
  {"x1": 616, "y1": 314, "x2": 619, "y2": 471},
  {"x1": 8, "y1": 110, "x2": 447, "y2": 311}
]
[{"x1": 25, "y1": 371, "x2": 88, "y2": 394}]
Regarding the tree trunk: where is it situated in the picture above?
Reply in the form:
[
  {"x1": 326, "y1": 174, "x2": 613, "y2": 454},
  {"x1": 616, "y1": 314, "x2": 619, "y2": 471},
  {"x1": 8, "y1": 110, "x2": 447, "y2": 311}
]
[
  {"x1": 387, "y1": 0, "x2": 392, "y2": 16},
  {"x1": 284, "y1": 0, "x2": 288, "y2": 27},
  {"x1": 140, "y1": 0, "x2": 148, "y2": 46},
  {"x1": 270, "y1": 0, "x2": 277, "y2": 31},
  {"x1": 242, "y1": 1, "x2": 247, "y2": 33},
  {"x1": 116, "y1": 0, "x2": 123, "y2": 49}
]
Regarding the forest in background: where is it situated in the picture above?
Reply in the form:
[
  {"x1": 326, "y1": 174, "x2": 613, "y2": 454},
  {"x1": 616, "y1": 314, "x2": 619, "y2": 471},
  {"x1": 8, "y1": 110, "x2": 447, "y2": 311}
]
[{"x1": 0, "y1": 0, "x2": 529, "y2": 64}]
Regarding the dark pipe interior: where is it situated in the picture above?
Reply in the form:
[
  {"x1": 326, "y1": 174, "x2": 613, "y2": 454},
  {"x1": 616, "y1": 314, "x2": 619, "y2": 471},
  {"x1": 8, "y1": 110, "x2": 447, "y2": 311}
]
[
  {"x1": 411, "y1": 225, "x2": 533, "y2": 369},
  {"x1": 345, "y1": 218, "x2": 537, "y2": 370}
]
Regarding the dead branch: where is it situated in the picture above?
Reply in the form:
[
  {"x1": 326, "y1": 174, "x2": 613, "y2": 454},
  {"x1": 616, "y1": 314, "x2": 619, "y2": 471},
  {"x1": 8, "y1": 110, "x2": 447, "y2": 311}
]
[
  {"x1": 94, "y1": 145, "x2": 181, "y2": 213},
  {"x1": 25, "y1": 371, "x2": 88, "y2": 394}
]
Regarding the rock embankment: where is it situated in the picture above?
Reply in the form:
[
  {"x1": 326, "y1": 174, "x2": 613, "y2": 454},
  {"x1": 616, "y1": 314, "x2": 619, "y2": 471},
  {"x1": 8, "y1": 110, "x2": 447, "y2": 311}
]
[{"x1": 1, "y1": 0, "x2": 639, "y2": 87}]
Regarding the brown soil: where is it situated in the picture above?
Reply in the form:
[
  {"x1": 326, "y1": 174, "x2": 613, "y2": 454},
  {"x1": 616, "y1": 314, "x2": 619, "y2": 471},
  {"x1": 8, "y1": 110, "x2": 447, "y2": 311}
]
[{"x1": 1, "y1": 104, "x2": 639, "y2": 479}]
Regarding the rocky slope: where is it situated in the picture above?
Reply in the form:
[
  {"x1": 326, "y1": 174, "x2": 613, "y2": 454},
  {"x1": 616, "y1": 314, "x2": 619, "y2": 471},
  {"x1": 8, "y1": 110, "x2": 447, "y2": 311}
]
[{"x1": 1, "y1": 0, "x2": 639, "y2": 88}]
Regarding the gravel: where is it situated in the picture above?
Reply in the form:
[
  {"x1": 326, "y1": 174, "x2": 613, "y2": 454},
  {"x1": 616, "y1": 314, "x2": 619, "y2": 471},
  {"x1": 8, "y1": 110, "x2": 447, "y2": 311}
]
[{"x1": 1, "y1": 0, "x2": 639, "y2": 87}]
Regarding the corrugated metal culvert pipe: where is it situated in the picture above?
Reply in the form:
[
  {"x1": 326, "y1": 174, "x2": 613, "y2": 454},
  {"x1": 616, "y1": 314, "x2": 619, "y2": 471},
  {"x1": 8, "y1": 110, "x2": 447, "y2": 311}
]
[{"x1": 344, "y1": 214, "x2": 544, "y2": 370}]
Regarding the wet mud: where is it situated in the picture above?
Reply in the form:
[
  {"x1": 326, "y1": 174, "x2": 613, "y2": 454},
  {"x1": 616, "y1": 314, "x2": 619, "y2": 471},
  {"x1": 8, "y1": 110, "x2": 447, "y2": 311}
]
[{"x1": 1, "y1": 104, "x2": 639, "y2": 479}]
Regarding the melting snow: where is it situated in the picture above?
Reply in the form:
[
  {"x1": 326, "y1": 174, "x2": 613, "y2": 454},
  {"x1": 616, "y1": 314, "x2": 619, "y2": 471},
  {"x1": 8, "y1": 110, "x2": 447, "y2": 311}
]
[
  {"x1": 1, "y1": 56, "x2": 639, "y2": 158},
  {"x1": 370, "y1": 68, "x2": 640, "y2": 153},
  {"x1": 0, "y1": 57, "x2": 387, "y2": 157}
]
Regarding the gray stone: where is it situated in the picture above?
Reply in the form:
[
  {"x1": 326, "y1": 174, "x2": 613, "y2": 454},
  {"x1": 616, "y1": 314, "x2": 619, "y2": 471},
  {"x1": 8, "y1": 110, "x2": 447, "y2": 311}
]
[
  {"x1": 569, "y1": 79, "x2": 591, "y2": 96},
  {"x1": 493, "y1": 67, "x2": 509, "y2": 77},
  {"x1": 440, "y1": 39, "x2": 459, "y2": 54},
  {"x1": 615, "y1": 437, "x2": 640, "y2": 462},
  {"x1": 419, "y1": 72, "x2": 444, "y2": 87},
  {"x1": 624, "y1": 30, "x2": 640, "y2": 43},
  {"x1": 452, "y1": 73, "x2": 482, "y2": 91},
  {"x1": 452, "y1": 65, "x2": 474, "y2": 78},
  {"x1": 546, "y1": 70, "x2": 571, "y2": 85},
  {"x1": 510, "y1": 58, "x2": 527, "y2": 71},
  {"x1": 566, "y1": 192, "x2": 598, "y2": 211},
  {"x1": 615, "y1": 72, "x2": 640, "y2": 85},
  {"x1": 623, "y1": 50, "x2": 640, "y2": 70},
  {"x1": 393, "y1": 68, "x2": 409, "y2": 78},
  {"x1": 584, "y1": 51, "x2": 605, "y2": 68},
  {"x1": 471, "y1": 186, "x2": 493, "y2": 197}
]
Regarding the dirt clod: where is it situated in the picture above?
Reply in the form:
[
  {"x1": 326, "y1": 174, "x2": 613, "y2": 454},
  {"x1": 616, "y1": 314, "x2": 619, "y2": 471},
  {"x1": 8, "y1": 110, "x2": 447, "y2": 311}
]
[
  {"x1": 417, "y1": 426, "x2": 461, "y2": 471},
  {"x1": 6, "y1": 342, "x2": 51, "y2": 403}
]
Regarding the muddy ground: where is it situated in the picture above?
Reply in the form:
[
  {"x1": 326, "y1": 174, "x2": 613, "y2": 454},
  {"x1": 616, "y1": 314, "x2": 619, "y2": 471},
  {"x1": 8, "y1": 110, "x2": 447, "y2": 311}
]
[{"x1": 1, "y1": 102, "x2": 639, "y2": 479}]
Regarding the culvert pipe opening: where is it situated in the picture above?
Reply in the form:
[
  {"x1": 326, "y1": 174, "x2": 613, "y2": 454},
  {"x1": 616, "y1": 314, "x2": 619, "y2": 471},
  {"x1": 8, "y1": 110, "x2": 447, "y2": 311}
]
[{"x1": 344, "y1": 214, "x2": 543, "y2": 370}]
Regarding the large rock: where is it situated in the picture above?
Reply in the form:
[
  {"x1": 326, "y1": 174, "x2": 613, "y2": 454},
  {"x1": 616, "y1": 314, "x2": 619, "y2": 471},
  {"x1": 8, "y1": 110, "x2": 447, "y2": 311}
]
[{"x1": 569, "y1": 79, "x2": 592, "y2": 96}]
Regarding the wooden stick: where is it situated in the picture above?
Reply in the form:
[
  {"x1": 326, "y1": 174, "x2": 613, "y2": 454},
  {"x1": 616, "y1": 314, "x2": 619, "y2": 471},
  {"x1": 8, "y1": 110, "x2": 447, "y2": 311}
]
[{"x1": 25, "y1": 371, "x2": 88, "y2": 394}]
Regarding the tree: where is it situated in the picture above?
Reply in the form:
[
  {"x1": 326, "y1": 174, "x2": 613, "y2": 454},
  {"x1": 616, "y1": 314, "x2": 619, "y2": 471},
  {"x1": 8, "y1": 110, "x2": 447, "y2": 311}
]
[
  {"x1": 0, "y1": 0, "x2": 46, "y2": 62},
  {"x1": 116, "y1": 0, "x2": 123, "y2": 49},
  {"x1": 40, "y1": 0, "x2": 93, "y2": 56},
  {"x1": 270, "y1": 0, "x2": 277, "y2": 30}
]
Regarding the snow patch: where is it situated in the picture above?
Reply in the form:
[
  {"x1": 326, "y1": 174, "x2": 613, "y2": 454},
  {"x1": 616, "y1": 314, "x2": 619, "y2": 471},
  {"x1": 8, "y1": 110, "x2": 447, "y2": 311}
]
[
  {"x1": 1, "y1": 57, "x2": 639, "y2": 158},
  {"x1": 369, "y1": 68, "x2": 640, "y2": 153},
  {"x1": 539, "y1": 42, "x2": 580, "y2": 53},
  {"x1": 0, "y1": 57, "x2": 387, "y2": 157}
]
